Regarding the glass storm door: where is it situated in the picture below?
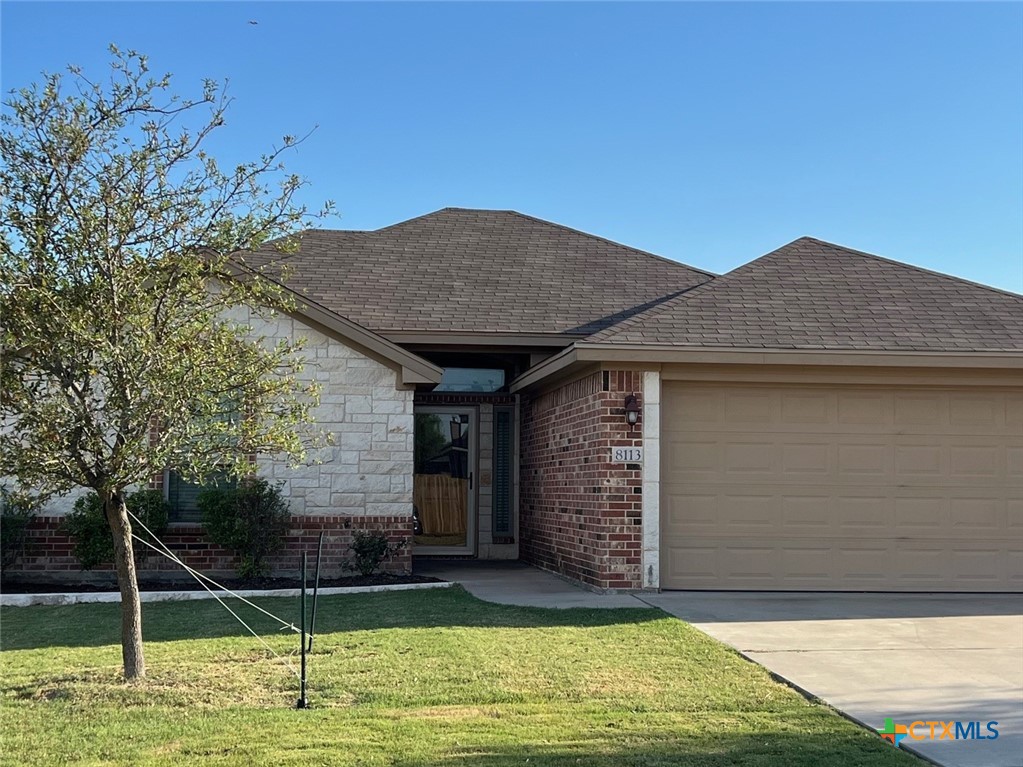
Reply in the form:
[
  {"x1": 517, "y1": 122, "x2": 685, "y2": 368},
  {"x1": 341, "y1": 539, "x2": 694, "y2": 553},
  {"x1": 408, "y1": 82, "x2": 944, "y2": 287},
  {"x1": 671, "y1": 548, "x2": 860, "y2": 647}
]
[{"x1": 413, "y1": 408, "x2": 476, "y2": 554}]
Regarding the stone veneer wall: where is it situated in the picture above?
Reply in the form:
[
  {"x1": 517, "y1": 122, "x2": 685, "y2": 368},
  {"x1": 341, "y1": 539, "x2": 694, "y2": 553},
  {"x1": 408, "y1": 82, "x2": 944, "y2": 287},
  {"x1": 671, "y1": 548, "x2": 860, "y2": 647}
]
[
  {"x1": 3, "y1": 308, "x2": 415, "y2": 581},
  {"x1": 519, "y1": 370, "x2": 644, "y2": 591}
]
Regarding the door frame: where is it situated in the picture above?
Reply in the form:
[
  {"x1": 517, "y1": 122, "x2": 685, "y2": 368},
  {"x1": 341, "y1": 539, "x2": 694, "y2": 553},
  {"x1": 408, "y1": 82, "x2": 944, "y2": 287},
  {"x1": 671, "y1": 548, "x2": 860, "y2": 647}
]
[{"x1": 412, "y1": 405, "x2": 478, "y2": 556}]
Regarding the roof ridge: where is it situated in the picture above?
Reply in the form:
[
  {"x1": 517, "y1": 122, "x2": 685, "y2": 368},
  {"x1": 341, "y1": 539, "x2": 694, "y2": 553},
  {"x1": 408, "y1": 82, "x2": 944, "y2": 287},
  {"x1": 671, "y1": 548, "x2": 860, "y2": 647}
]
[
  {"x1": 305, "y1": 228, "x2": 371, "y2": 234},
  {"x1": 505, "y1": 209, "x2": 719, "y2": 279},
  {"x1": 800, "y1": 236, "x2": 1023, "y2": 301}
]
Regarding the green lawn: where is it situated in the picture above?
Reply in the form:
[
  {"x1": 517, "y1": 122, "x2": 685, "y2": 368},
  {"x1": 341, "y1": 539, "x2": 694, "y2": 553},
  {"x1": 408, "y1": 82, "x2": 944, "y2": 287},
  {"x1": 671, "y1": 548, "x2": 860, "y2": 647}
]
[{"x1": 0, "y1": 587, "x2": 920, "y2": 766}]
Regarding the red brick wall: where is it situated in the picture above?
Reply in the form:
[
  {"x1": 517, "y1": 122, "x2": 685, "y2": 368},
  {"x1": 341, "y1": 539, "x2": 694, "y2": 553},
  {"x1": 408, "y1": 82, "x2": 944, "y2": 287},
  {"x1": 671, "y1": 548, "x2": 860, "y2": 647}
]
[
  {"x1": 519, "y1": 370, "x2": 644, "y2": 591},
  {"x1": 4, "y1": 515, "x2": 412, "y2": 584}
]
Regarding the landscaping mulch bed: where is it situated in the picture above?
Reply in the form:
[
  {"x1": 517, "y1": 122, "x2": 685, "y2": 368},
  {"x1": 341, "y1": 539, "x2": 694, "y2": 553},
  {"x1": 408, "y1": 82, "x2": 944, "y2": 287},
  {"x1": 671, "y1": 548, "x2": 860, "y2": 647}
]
[{"x1": 0, "y1": 573, "x2": 442, "y2": 594}]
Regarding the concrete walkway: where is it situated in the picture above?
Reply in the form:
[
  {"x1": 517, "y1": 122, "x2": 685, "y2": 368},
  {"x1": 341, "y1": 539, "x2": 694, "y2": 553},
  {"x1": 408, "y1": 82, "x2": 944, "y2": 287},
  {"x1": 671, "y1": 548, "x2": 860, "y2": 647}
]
[
  {"x1": 416, "y1": 561, "x2": 1023, "y2": 767},
  {"x1": 414, "y1": 560, "x2": 644, "y2": 608}
]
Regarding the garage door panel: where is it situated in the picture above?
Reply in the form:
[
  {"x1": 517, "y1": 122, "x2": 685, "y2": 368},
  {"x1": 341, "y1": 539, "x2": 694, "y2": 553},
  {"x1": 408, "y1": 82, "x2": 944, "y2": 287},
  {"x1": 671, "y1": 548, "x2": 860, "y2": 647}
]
[
  {"x1": 781, "y1": 443, "x2": 831, "y2": 474},
  {"x1": 781, "y1": 495, "x2": 833, "y2": 528},
  {"x1": 949, "y1": 498, "x2": 1003, "y2": 532},
  {"x1": 835, "y1": 544, "x2": 892, "y2": 581},
  {"x1": 723, "y1": 391, "x2": 776, "y2": 422},
  {"x1": 1009, "y1": 499, "x2": 1023, "y2": 528},
  {"x1": 894, "y1": 444, "x2": 944, "y2": 475},
  {"x1": 661, "y1": 490, "x2": 717, "y2": 534},
  {"x1": 667, "y1": 440, "x2": 720, "y2": 472},
  {"x1": 836, "y1": 444, "x2": 890, "y2": 477},
  {"x1": 1008, "y1": 551, "x2": 1023, "y2": 586},
  {"x1": 1008, "y1": 395, "x2": 1023, "y2": 427},
  {"x1": 1005, "y1": 447, "x2": 1023, "y2": 479},
  {"x1": 672, "y1": 391, "x2": 724, "y2": 423},
  {"x1": 661, "y1": 382, "x2": 1022, "y2": 592},
  {"x1": 894, "y1": 393, "x2": 947, "y2": 425},
  {"x1": 663, "y1": 536, "x2": 1019, "y2": 590},
  {"x1": 893, "y1": 497, "x2": 947, "y2": 530},
  {"x1": 781, "y1": 545, "x2": 832, "y2": 581},
  {"x1": 781, "y1": 391, "x2": 831, "y2": 422},
  {"x1": 667, "y1": 485, "x2": 1022, "y2": 542},
  {"x1": 948, "y1": 394, "x2": 1000, "y2": 427},
  {"x1": 949, "y1": 445, "x2": 1002, "y2": 478},
  {"x1": 723, "y1": 441, "x2": 775, "y2": 474},
  {"x1": 837, "y1": 392, "x2": 891, "y2": 425}
]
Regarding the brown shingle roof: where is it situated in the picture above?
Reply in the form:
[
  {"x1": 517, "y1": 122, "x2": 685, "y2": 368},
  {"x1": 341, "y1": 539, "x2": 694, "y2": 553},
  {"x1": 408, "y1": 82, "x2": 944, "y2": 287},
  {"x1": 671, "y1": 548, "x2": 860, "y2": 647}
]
[
  {"x1": 241, "y1": 208, "x2": 714, "y2": 336},
  {"x1": 589, "y1": 237, "x2": 1023, "y2": 352}
]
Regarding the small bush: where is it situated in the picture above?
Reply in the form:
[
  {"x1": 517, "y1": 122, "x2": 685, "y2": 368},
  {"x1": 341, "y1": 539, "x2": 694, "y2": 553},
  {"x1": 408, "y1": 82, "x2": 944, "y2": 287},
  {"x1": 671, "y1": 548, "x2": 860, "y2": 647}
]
[
  {"x1": 62, "y1": 489, "x2": 170, "y2": 570},
  {"x1": 348, "y1": 530, "x2": 406, "y2": 577},
  {"x1": 199, "y1": 477, "x2": 290, "y2": 579},
  {"x1": 0, "y1": 488, "x2": 39, "y2": 573}
]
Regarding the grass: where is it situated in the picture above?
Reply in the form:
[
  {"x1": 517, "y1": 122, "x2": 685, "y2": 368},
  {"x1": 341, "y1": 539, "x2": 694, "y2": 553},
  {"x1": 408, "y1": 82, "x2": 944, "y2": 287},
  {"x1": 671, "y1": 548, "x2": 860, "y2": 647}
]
[{"x1": 0, "y1": 586, "x2": 921, "y2": 766}]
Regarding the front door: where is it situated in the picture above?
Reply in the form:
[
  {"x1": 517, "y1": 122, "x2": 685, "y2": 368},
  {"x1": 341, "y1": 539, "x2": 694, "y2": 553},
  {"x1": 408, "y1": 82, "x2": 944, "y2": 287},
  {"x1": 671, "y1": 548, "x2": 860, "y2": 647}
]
[{"x1": 413, "y1": 408, "x2": 476, "y2": 554}]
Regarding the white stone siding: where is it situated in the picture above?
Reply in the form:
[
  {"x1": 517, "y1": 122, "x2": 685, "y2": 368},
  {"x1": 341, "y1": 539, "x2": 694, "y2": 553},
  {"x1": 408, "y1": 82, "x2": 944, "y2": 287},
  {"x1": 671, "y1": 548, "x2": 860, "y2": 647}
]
[
  {"x1": 16, "y1": 306, "x2": 413, "y2": 520},
  {"x1": 244, "y1": 309, "x2": 414, "y2": 518}
]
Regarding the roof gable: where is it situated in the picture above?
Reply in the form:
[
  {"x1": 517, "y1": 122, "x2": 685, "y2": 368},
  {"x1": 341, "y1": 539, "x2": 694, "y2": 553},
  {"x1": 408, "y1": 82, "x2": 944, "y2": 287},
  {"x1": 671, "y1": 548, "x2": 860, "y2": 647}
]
[{"x1": 590, "y1": 237, "x2": 1023, "y2": 352}]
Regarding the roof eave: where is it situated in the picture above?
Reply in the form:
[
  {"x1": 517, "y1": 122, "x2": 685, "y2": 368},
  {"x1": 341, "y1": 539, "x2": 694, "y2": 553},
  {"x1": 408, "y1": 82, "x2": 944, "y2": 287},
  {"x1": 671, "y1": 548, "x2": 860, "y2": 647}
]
[
  {"x1": 508, "y1": 346, "x2": 580, "y2": 392},
  {"x1": 382, "y1": 330, "x2": 585, "y2": 348},
  {"x1": 576, "y1": 343, "x2": 1023, "y2": 368},
  {"x1": 511, "y1": 342, "x2": 1023, "y2": 392}
]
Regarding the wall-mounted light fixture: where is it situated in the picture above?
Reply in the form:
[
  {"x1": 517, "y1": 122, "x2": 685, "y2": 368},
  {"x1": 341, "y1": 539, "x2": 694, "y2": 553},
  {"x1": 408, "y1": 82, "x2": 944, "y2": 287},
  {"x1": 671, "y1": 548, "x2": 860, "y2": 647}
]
[{"x1": 624, "y1": 393, "x2": 640, "y2": 427}]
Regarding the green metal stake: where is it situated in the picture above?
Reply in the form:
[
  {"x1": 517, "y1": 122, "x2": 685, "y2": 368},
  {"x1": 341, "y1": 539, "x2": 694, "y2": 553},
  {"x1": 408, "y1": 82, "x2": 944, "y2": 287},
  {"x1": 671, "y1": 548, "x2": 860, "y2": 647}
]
[
  {"x1": 308, "y1": 532, "x2": 324, "y2": 653},
  {"x1": 296, "y1": 551, "x2": 308, "y2": 709}
]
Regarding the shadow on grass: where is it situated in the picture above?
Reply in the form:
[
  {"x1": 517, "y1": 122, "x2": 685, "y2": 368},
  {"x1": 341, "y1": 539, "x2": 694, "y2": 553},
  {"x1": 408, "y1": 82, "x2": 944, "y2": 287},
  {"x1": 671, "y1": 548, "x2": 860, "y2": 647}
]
[
  {"x1": 381, "y1": 732, "x2": 924, "y2": 767},
  {"x1": 0, "y1": 585, "x2": 665, "y2": 651}
]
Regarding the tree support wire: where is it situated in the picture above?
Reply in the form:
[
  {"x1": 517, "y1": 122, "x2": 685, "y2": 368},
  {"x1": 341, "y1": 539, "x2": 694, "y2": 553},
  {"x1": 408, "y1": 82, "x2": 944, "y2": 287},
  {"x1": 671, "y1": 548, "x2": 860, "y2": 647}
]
[
  {"x1": 126, "y1": 508, "x2": 325, "y2": 707},
  {"x1": 125, "y1": 509, "x2": 299, "y2": 632},
  {"x1": 129, "y1": 533, "x2": 301, "y2": 681},
  {"x1": 124, "y1": 511, "x2": 306, "y2": 691}
]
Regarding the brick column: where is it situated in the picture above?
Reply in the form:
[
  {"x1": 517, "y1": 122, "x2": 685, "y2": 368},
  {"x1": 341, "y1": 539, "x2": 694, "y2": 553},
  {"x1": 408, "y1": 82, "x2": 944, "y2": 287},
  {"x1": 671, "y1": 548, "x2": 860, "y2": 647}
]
[{"x1": 519, "y1": 370, "x2": 647, "y2": 591}]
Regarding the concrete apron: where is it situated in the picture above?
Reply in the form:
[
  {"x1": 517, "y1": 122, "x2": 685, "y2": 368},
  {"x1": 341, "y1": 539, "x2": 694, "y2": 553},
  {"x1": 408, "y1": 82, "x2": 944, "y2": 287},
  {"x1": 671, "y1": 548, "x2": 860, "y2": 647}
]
[{"x1": 643, "y1": 591, "x2": 1023, "y2": 767}]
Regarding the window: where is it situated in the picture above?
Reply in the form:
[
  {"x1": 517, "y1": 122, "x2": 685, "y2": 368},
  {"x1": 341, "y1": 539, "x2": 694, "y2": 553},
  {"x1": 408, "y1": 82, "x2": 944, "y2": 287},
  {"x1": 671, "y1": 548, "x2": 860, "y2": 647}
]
[
  {"x1": 435, "y1": 368, "x2": 505, "y2": 393},
  {"x1": 165, "y1": 470, "x2": 236, "y2": 524}
]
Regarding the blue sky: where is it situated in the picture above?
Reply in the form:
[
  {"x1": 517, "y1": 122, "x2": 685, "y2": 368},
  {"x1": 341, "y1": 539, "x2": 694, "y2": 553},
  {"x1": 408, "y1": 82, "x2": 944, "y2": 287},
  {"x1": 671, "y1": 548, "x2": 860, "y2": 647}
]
[{"x1": 2, "y1": 1, "x2": 1021, "y2": 291}]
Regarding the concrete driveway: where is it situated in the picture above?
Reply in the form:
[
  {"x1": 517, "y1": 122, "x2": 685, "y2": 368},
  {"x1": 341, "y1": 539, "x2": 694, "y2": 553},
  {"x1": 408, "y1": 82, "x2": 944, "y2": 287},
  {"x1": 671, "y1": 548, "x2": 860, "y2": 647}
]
[{"x1": 642, "y1": 591, "x2": 1023, "y2": 767}]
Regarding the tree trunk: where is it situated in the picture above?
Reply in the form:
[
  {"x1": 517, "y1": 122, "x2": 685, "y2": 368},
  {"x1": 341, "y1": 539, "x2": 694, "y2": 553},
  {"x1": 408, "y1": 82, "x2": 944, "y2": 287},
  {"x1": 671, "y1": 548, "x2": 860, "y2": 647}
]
[{"x1": 105, "y1": 491, "x2": 146, "y2": 680}]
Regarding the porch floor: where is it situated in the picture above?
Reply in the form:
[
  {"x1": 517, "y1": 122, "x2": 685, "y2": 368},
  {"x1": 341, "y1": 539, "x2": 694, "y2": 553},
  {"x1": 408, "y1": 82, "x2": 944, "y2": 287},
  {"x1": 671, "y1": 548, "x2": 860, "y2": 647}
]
[{"x1": 412, "y1": 559, "x2": 646, "y2": 609}]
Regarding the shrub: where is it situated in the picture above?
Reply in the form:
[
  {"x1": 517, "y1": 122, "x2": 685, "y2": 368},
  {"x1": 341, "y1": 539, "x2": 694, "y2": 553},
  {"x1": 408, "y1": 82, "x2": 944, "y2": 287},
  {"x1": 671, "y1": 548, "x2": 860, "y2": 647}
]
[
  {"x1": 62, "y1": 489, "x2": 170, "y2": 570},
  {"x1": 0, "y1": 488, "x2": 39, "y2": 573},
  {"x1": 348, "y1": 530, "x2": 406, "y2": 577},
  {"x1": 199, "y1": 477, "x2": 290, "y2": 579}
]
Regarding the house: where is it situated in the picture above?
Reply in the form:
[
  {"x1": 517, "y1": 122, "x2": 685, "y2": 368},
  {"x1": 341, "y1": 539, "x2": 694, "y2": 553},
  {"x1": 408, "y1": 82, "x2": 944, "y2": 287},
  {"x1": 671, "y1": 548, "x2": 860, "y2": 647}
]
[{"x1": 9, "y1": 209, "x2": 1023, "y2": 591}]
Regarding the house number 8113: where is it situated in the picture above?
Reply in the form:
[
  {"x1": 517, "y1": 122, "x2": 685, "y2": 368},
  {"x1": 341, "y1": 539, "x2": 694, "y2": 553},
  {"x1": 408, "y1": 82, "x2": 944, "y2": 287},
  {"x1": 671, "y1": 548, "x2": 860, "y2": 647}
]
[{"x1": 611, "y1": 447, "x2": 643, "y2": 463}]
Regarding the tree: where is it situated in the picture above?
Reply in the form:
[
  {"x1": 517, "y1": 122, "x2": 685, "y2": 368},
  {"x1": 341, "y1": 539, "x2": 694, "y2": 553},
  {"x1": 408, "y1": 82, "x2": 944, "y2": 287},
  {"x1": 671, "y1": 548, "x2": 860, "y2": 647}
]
[{"x1": 0, "y1": 47, "x2": 332, "y2": 680}]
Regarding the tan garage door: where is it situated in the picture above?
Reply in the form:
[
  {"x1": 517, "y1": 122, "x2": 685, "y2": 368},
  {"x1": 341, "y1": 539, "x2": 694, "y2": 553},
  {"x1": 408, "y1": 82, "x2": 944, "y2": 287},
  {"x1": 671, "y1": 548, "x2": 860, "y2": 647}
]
[{"x1": 661, "y1": 382, "x2": 1023, "y2": 591}]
